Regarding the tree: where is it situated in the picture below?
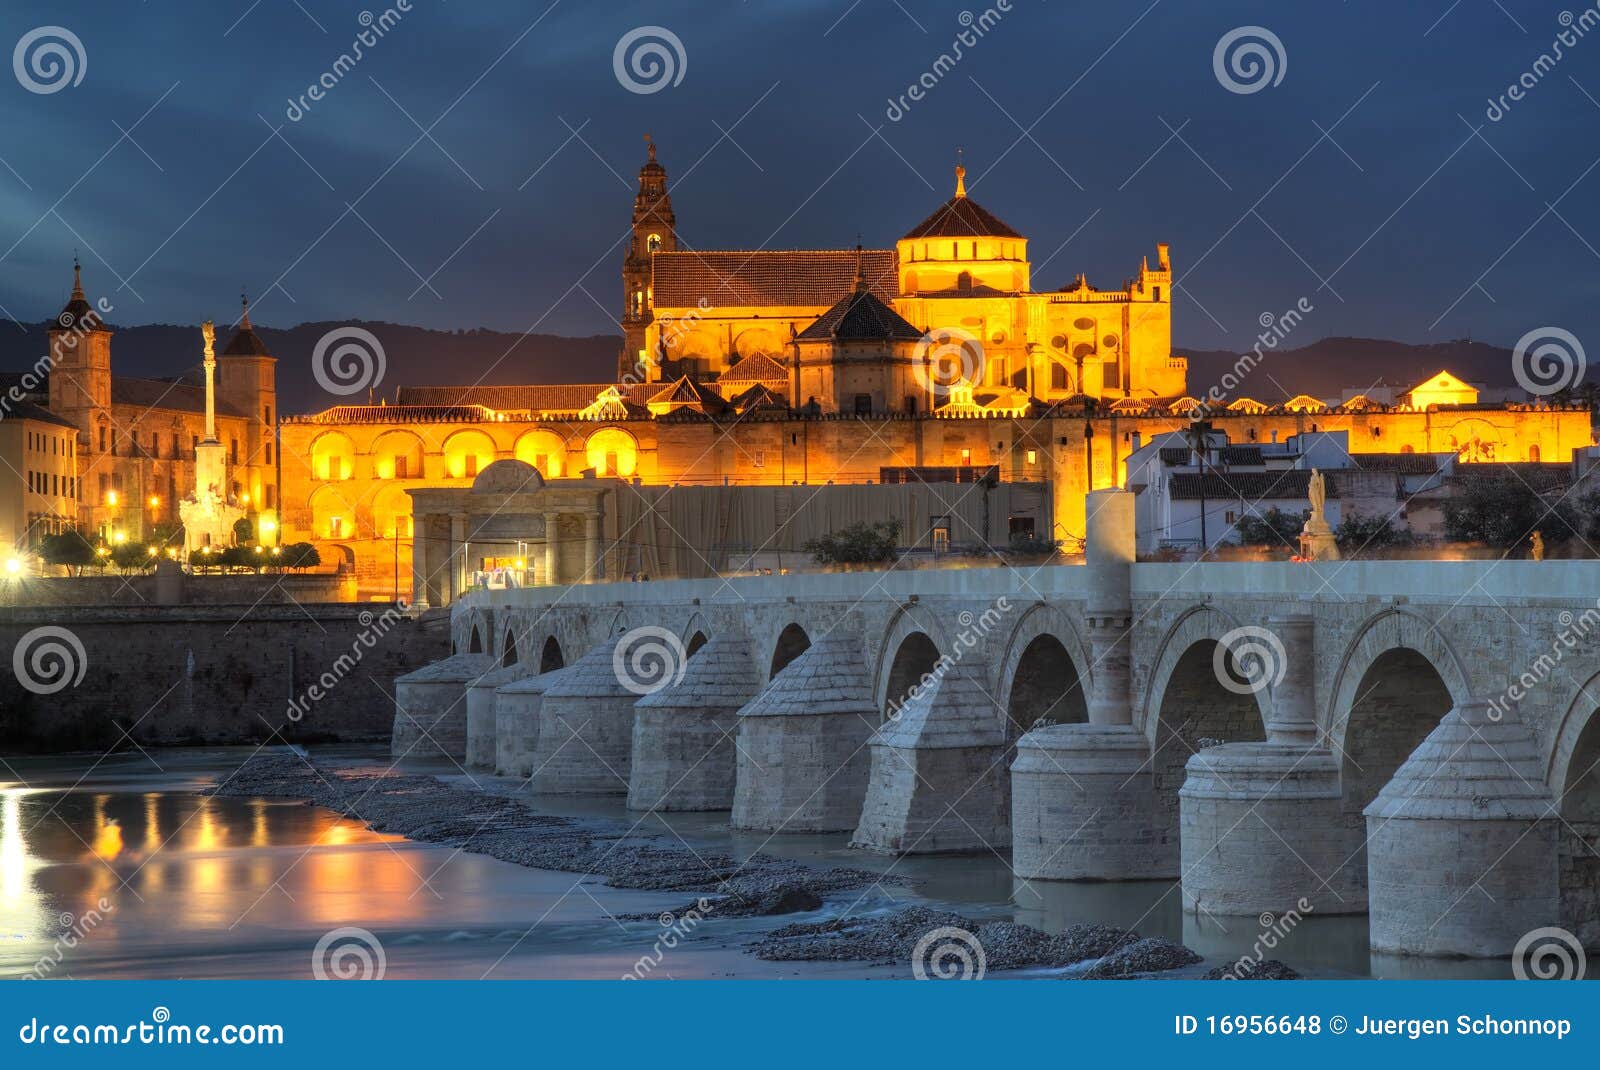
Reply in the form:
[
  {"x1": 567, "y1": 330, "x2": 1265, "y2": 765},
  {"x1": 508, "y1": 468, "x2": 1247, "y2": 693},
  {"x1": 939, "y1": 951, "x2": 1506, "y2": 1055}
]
[
  {"x1": 278, "y1": 542, "x2": 321, "y2": 571},
  {"x1": 804, "y1": 519, "x2": 901, "y2": 565},
  {"x1": 1234, "y1": 507, "x2": 1303, "y2": 547},
  {"x1": 1444, "y1": 476, "x2": 1577, "y2": 550},
  {"x1": 1335, "y1": 512, "x2": 1413, "y2": 553},
  {"x1": 109, "y1": 543, "x2": 157, "y2": 573},
  {"x1": 39, "y1": 531, "x2": 98, "y2": 576},
  {"x1": 232, "y1": 517, "x2": 254, "y2": 545}
]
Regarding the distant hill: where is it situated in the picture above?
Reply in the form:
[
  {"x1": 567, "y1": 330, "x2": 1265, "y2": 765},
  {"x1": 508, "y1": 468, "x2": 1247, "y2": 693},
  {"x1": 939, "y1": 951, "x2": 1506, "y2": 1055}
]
[
  {"x1": 0, "y1": 320, "x2": 623, "y2": 415},
  {"x1": 1178, "y1": 336, "x2": 1552, "y2": 401}
]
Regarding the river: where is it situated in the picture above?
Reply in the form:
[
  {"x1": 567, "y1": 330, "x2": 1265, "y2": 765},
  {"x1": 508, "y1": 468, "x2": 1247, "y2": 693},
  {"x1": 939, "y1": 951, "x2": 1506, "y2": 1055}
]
[{"x1": 0, "y1": 747, "x2": 1508, "y2": 979}]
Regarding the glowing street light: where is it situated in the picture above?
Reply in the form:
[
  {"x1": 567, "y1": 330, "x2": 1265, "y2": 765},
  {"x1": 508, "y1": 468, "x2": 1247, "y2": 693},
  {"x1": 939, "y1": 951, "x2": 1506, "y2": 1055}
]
[{"x1": 5, "y1": 558, "x2": 22, "y2": 575}]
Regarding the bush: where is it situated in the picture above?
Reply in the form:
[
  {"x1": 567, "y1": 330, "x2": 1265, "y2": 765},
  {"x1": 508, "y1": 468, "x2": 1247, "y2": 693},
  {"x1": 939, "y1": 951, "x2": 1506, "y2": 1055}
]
[
  {"x1": 232, "y1": 517, "x2": 254, "y2": 544},
  {"x1": 1444, "y1": 477, "x2": 1578, "y2": 549},
  {"x1": 1335, "y1": 512, "x2": 1413, "y2": 553},
  {"x1": 1007, "y1": 531, "x2": 1061, "y2": 557},
  {"x1": 1234, "y1": 507, "x2": 1304, "y2": 547},
  {"x1": 804, "y1": 519, "x2": 901, "y2": 565}
]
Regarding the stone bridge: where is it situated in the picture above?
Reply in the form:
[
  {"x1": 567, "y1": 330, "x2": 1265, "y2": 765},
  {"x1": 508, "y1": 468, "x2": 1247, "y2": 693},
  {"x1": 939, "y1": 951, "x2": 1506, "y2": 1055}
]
[{"x1": 398, "y1": 490, "x2": 1600, "y2": 961}]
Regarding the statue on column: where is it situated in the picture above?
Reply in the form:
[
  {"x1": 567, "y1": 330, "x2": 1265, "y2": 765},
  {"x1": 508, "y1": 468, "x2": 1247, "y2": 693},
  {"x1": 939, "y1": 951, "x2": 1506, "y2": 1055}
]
[{"x1": 1299, "y1": 468, "x2": 1340, "y2": 562}]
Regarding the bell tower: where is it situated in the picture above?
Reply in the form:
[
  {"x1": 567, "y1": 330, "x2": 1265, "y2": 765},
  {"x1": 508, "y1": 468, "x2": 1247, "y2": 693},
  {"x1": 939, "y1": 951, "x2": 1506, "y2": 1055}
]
[
  {"x1": 46, "y1": 259, "x2": 112, "y2": 443},
  {"x1": 620, "y1": 135, "x2": 677, "y2": 378}
]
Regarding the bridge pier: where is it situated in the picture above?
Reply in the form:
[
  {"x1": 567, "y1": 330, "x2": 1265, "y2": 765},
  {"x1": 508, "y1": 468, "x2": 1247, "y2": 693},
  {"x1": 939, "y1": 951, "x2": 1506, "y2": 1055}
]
[
  {"x1": 528, "y1": 635, "x2": 637, "y2": 795},
  {"x1": 852, "y1": 662, "x2": 1009, "y2": 854},
  {"x1": 1365, "y1": 699, "x2": 1558, "y2": 957},
  {"x1": 732, "y1": 633, "x2": 876, "y2": 833},
  {"x1": 390, "y1": 653, "x2": 497, "y2": 762},
  {"x1": 493, "y1": 666, "x2": 570, "y2": 777},
  {"x1": 1013, "y1": 489, "x2": 1171, "y2": 878},
  {"x1": 465, "y1": 663, "x2": 530, "y2": 770},
  {"x1": 628, "y1": 633, "x2": 761, "y2": 811},
  {"x1": 1179, "y1": 615, "x2": 1364, "y2": 916}
]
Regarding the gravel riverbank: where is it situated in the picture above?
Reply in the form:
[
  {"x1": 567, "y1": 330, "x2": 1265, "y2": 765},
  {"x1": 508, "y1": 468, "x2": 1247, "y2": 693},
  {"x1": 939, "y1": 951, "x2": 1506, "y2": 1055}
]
[{"x1": 210, "y1": 753, "x2": 888, "y2": 906}]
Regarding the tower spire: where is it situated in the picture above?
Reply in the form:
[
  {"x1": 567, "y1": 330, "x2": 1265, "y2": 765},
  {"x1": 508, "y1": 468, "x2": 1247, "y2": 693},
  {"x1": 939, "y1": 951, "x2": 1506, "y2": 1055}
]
[
  {"x1": 852, "y1": 243, "x2": 867, "y2": 294},
  {"x1": 240, "y1": 289, "x2": 252, "y2": 330},
  {"x1": 72, "y1": 255, "x2": 84, "y2": 299},
  {"x1": 955, "y1": 148, "x2": 966, "y2": 198}
]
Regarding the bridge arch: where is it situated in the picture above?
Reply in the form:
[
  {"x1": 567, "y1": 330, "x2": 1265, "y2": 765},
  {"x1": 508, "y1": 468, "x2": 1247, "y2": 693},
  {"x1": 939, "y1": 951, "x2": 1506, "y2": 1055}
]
[
  {"x1": 1545, "y1": 672, "x2": 1600, "y2": 948},
  {"x1": 873, "y1": 604, "x2": 959, "y2": 722},
  {"x1": 995, "y1": 602, "x2": 1091, "y2": 737},
  {"x1": 767, "y1": 621, "x2": 812, "y2": 679},
  {"x1": 500, "y1": 623, "x2": 519, "y2": 667},
  {"x1": 538, "y1": 634, "x2": 565, "y2": 672},
  {"x1": 681, "y1": 612, "x2": 711, "y2": 659},
  {"x1": 1140, "y1": 604, "x2": 1273, "y2": 844},
  {"x1": 1326, "y1": 608, "x2": 1470, "y2": 814}
]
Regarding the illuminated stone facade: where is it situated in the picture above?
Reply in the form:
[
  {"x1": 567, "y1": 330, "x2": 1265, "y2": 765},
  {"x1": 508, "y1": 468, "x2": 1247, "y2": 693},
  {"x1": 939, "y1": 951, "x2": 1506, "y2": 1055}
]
[
  {"x1": 32, "y1": 266, "x2": 278, "y2": 547},
  {"x1": 624, "y1": 147, "x2": 1183, "y2": 408}
]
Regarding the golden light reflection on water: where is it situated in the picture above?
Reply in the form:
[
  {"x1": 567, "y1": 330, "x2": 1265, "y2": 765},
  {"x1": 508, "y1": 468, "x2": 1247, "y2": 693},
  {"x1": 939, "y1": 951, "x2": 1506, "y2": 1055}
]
[
  {"x1": 91, "y1": 820, "x2": 123, "y2": 861},
  {"x1": 2, "y1": 792, "x2": 30, "y2": 912}
]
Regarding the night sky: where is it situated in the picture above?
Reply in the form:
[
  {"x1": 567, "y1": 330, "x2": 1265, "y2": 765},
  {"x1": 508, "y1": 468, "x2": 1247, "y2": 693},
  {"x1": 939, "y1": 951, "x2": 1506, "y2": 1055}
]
[{"x1": 2, "y1": 0, "x2": 1598, "y2": 355}]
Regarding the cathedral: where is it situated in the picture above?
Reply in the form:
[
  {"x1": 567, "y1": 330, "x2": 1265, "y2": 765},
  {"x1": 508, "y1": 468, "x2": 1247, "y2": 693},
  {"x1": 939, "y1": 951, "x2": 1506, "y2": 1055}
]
[{"x1": 622, "y1": 140, "x2": 1184, "y2": 411}]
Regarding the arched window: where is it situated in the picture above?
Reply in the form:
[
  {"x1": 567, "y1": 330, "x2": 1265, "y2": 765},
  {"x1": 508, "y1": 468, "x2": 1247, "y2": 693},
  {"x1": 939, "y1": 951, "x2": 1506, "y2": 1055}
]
[
  {"x1": 646, "y1": 233, "x2": 662, "y2": 254},
  {"x1": 1529, "y1": 444, "x2": 1541, "y2": 462},
  {"x1": 1050, "y1": 363, "x2": 1068, "y2": 391},
  {"x1": 957, "y1": 271, "x2": 973, "y2": 292}
]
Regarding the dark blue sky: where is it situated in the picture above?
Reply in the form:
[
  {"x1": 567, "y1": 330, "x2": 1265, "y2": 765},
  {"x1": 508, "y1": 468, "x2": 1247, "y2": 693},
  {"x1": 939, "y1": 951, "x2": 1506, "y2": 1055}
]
[{"x1": 2, "y1": 0, "x2": 1598, "y2": 353}]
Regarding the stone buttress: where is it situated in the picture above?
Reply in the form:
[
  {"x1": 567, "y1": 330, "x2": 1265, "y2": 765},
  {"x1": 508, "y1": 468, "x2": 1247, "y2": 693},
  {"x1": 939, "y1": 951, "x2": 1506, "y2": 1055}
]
[
  {"x1": 528, "y1": 636, "x2": 639, "y2": 795},
  {"x1": 1178, "y1": 615, "x2": 1365, "y2": 916},
  {"x1": 1012, "y1": 488, "x2": 1171, "y2": 878},
  {"x1": 493, "y1": 666, "x2": 571, "y2": 778},
  {"x1": 1364, "y1": 699, "x2": 1557, "y2": 957},
  {"x1": 390, "y1": 653, "x2": 497, "y2": 762},
  {"x1": 852, "y1": 663, "x2": 1009, "y2": 854},
  {"x1": 731, "y1": 632, "x2": 877, "y2": 833},
  {"x1": 465, "y1": 663, "x2": 530, "y2": 770},
  {"x1": 627, "y1": 633, "x2": 763, "y2": 811}
]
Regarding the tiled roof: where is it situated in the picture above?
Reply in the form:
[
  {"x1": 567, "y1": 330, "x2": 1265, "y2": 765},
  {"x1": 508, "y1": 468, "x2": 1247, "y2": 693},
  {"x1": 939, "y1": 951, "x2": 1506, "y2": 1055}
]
[
  {"x1": 719, "y1": 352, "x2": 788, "y2": 384},
  {"x1": 649, "y1": 376, "x2": 729, "y2": 414},
  {"x1": 795, "y1": 288, "x2": 923, "y2": 343},
  {"x1": 1158, "y1": 445, "x2": 1264, "y2": 467},
  {"x1": 901, "y1": 194, "x2": 1024, "y2": 240},
  {"x1": 1168, "y1": 470, "x2": 1335, "y2": 501},
  {"x1": 8, "y1": 400, "x2": 78, "y2": 430},
  {"x1": 726, "y1": 383, "x2": 789, "y2": 411},
  {"x1": 1350, "y1": 452, "x2": 1443, "y2": 474},
  {"x1": 222, "y1": 325, "x2": 272, "y2": 357},
  {"x1": 111, "y1": 376, "x2": 249, "y2": 418},
  {"x1": 651, "y1": 249, "x2": 897, "y2": 307}
]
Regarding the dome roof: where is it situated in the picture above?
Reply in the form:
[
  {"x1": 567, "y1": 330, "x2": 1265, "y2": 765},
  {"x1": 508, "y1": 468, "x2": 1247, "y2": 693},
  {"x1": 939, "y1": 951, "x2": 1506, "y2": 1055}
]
[
  {"x1": 901, "y1": 167, "x2": 1023, "y2": 240},
  {"x1": 54, "y1": 262, "x2": 108, "y2": 332},
  {"x1": 222, "y1": 297, "x2": 272, "y2": 357},
  {"x1": 542, "y1": 635, "x2": 637, "y2": 700},
  {"x1": 1364, "y1": 701, "x2": 1553, "y2": 821},
  {"x1": 497, "y1": 666, "x2": 573, "y2": 695},
  {"x1": 795, "y1": 287, "x2": 923, "y2": 344},
  {"x1": 395, "y1": 652, "x2": 497, "y2": 684}
]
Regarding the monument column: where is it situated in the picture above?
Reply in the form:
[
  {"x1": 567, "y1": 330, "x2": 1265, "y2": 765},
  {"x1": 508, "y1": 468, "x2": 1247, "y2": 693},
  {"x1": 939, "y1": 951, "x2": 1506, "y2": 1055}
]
[{"x1": 543, "y1": 511, "x2": 560, "y2": 586}]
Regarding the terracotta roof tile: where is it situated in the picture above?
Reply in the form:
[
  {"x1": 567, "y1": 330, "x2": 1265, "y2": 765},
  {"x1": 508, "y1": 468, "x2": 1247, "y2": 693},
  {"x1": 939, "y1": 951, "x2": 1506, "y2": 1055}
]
[{"x1": 651, "y1": 249, "x2": 897, "y2": 307}]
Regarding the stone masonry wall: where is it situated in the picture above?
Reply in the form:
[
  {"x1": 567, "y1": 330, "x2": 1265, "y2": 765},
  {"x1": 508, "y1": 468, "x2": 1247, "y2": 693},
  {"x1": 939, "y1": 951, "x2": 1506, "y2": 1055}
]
[{"x1": 0, "y1": 604, "x2": 449, "y2": 752}]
